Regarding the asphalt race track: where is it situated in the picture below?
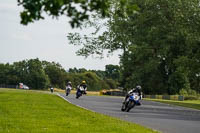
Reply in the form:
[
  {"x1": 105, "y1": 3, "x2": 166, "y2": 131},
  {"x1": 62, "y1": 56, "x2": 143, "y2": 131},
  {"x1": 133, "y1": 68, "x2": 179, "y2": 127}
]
[{"x1": 59, "y1": 94, "x2": 200, "y2": 133}]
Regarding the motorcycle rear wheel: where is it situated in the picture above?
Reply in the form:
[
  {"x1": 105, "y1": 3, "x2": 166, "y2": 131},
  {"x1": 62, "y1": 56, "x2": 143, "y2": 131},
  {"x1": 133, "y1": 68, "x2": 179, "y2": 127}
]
[{"x1": 121, "y1": 103, "x2": 126, "y2": 111}]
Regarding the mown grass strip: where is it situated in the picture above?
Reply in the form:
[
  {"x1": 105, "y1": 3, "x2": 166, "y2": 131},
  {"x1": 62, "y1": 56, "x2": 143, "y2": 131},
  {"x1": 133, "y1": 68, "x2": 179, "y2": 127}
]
[
  {"x1": 0, "y1": 89, "x2": 158, "y2": 133},
  {"x1": 144, "y1": 98, "x2": 200, "y2": 110}
]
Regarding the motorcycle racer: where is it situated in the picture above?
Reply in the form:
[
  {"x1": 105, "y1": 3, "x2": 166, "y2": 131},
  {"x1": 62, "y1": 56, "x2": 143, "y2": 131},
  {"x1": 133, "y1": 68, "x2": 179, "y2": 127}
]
[{"x1": 124, "y1": 85, "x2": 142, "y2": 105}]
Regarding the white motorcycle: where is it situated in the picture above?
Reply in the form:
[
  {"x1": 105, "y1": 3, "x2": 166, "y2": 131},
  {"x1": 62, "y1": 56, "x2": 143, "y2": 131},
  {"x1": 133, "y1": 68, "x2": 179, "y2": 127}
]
[
  {"x1": 66, "y1": 85, "x2": 72, "y2": 96},
  {"x1": 121, "y1": 93, "x2": 141, "y2": 112}
]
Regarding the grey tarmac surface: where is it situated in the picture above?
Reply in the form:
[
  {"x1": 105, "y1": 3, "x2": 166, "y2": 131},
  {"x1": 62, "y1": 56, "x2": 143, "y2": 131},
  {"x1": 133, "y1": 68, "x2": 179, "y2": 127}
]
[{"x1": 59, "y1": 94, "x2": 200, "y2": 133}]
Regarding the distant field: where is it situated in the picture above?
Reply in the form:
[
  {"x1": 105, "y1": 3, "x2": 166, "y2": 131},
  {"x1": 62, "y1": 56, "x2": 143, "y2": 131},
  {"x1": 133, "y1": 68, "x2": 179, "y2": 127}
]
[
  {"x1": 145, "y1": 98, "x2": 200, "y2": 110},
  {"x1": 0, "y1": 88, "x2": 157, "y2": 133}
]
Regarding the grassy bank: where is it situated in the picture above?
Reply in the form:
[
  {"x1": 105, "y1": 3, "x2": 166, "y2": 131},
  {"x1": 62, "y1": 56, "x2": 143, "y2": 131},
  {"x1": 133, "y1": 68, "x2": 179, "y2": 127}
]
[
  {"x1": 145, "y1": 98, "x2": 200, "y2": 110},
  {"x1": 0, "y1": 88, "x2": 157, "y2": 133}
]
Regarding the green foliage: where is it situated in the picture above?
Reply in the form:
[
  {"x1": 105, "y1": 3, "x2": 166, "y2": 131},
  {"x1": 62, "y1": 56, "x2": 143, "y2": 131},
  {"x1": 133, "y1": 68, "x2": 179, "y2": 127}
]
[
  {"x1": 68, "y1": 67, "x2": 87, "y2": 73},
  {"x1": 90, "y1": 70, "x2": 106, "y2": 79},
  {"x1": 0, "y1": 59, "x2": 119, "y2": 90},
  {"x1": 184, "y1": 96, "x2": 199, "y2": 100},
  {"x1": 0, "y1": 59, "x2": 61, "y2": 89},
  {"x1": 16, "y1": 0, "x2": 200, "y2": 94},
  {"x1": 179, "y1": 89, "x2": 188, "y2": 96},
  {"x1": 67, "y1": 0, "x2": 139, "y2": 57},
  {"x1": 118, "y1": 0, "x2": 200, "y2": 94},
  {"x1": 43, "y1": 61, "x2": 66, "y2": 89},
  {"x1": 26, "y1": 59, "x2": 50, "y2": 89},
  {"x1": 66, "y1": 66, "x2": 119, "y2": 90},
  {"x1": 68, "y1": 0, "x2": 200, "y2": 95},
  {"x1": 179, "y1": 89, "x2": 198, "y2": 100},
  {"x1": 65, "y1": 72, "x2": 114, "y2": 91},
  {"x1": 188, "y1": 89, "x2": 198, "y2": 96},
  {"x1": 13, "y1": 59, "x2": 50, "y2": 89},
  {"x1": 105, "y1": 64, "x2": 120, "y2": 81},
  {"x1": 82, "y1": 72, "x2": 101, "y2": 91},
  {"x1": 17, "y1": 0, "x2": 112, "y2": 28},
  {"x1": 105, "y1": 79, "x2": 117, "y2": 89},
  {"x1": 0, "y1": 63, "x2": 20, "y2": 85}
]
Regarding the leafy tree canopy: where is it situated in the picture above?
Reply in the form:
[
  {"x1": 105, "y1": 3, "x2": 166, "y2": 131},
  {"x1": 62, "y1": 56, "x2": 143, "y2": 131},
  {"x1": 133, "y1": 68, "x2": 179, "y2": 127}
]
[
  {"x1": 68, "y1": 0, "x2": 200, "y2": 94},
  {"x1": 17, "y1": 0, "x2": 135, "y2": 28}
]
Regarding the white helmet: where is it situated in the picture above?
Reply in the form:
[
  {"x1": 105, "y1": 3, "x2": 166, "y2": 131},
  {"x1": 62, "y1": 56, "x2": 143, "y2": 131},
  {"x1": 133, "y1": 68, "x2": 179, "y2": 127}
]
[{"x1": 136, "y1": 85, "x2": 141, "y2": 90}]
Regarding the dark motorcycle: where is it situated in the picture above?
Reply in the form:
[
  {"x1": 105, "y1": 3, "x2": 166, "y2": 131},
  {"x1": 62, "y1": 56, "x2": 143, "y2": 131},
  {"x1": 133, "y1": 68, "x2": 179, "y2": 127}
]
[
  {"x1": 121, "y1": 93, "x2": 140, "y2": 112},
  {"x1": 76, "y1": 86, "x2": 86, "y2": 99}
]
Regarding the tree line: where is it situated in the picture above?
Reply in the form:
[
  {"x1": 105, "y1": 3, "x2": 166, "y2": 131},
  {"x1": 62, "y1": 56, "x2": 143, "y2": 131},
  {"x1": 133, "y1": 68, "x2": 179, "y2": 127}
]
[
  {"x1": 16, "y1": 0, "x2": 200, "y2": 95},
  {"x1": 0, "y1": 59, "x2": 119, "y2": 91}
]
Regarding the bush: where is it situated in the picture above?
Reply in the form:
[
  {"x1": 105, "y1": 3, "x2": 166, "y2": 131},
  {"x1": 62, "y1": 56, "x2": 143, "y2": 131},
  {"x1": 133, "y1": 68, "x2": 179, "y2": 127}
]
[
  {"x1": 66, "y1": 72, "x2": 112, "y2": 91},
  {"x1": 105, "y1": 79, "x2": 117, "y2": 89},
  {"x1": 188, "y1": 89, "x2": 197, "y2": 96},
  {"x1": 184, "y1": 96, "x2": 198, "y2": 100},
  {"x1": 179, "y1": 89, "x2": 188, "y2": 96},
  {"x1": 179, "y1": 89, "x2": 197, "y2": 96}
]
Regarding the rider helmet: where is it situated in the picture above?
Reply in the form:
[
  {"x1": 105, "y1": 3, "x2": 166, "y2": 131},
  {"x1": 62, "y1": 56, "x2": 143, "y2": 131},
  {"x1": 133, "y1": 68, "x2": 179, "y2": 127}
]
[
  {"x1": 82, "y1": 80, "x2": 86, "y2": 84},
  {"x1": 136, "y1": 85, "x2": 141, "y2": 90}
]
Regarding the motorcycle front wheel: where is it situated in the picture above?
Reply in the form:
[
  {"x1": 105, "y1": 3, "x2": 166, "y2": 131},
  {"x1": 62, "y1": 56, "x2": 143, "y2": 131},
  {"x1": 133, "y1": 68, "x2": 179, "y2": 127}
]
[{"x1": 126, "y1": 101, "x2": 135, "y2": 112}]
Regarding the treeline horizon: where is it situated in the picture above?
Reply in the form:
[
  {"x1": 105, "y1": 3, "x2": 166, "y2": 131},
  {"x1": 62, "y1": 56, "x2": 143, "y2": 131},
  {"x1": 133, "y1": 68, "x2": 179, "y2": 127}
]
[
  {"x1": 0, "y1": 58, "x2": 120, "y2": 91},
  {"x1": 0, "y1": 57, "x2": 199, "y2": 96}
]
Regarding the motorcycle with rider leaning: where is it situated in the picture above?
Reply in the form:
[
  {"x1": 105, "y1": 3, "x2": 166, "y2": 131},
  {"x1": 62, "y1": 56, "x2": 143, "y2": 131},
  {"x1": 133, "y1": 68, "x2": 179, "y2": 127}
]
[
  {"x1": 121, "y1": 85, "x2": 142, "y2": 112},
  {"x1": 76, "y1": 80, "x2": 87, "y2": 99},
  {"x1": 66, "y1": 81, "x2": 72, "y2": 96}
]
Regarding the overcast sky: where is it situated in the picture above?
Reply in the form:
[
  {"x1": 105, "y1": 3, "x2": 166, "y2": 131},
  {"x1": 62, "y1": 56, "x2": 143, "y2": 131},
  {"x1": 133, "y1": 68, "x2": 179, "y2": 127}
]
[{"x1": 0, "y1": 0, "x2": 120, "y2": 70}]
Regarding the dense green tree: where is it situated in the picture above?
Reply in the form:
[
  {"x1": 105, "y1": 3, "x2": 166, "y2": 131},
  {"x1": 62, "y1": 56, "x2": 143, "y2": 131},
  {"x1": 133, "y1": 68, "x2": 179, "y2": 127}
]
[
  {"x1": 9, "y1": 59, "x2": 50, "y2": 89},
  {"x1": 0, "y1": 63, "x2": 19, "y2": 85},
  {"x1": 68, "y1": 0, "x2": 200, "y2": 94},
  {"x1": 120, "y1": 0, "x2": 200, "y2": 94},
  {"x1": 65, "y1": 71, "x2": 110, "y2": 91},
  {"x1": 13, "y1": 60, "x2": 29, "y2": 85},
  {"x1": 0, "y1": 59, "x2": 120, "y2": 90},
  {"x1": 68, "y1": 67, "x2": 79, "y2": 73},
  {"x1": 105, "y1": 64, "x2": 120, "y2": 81},
  {"x1": 42, "y1": 61, "x2": 66, "y2": 88},
  {"x1": 26, "y1": 59, "x2": 50, "y2": 89},
  {"x1": 105, "y1": 79, "x2": 117, "y2": 89},
  {"x1": 78, "y1": 68, "x2": 87, "y2": 73},
  {"x1": 68, "y1": 67, "x2": 87, "y2": 73},
  {"x1": 90, "y1": 70, "x2": 106, "y2": 80}
]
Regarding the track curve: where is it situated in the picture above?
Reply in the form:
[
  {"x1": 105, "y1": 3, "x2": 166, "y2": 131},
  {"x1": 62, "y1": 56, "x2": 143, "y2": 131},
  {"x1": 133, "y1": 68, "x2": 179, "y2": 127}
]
[{"x1": 59, "y1": 94, "x2": 200, "y2": 133}]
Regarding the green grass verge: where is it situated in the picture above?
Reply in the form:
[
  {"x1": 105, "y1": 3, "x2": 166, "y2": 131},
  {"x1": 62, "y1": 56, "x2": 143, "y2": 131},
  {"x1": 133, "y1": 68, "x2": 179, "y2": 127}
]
[
  {"x1": 144, "y1": 98, "x2": 200, "y2": 110},
  {"x1": 0, "y1": 88, "x2": 158, "y2": 133}
]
